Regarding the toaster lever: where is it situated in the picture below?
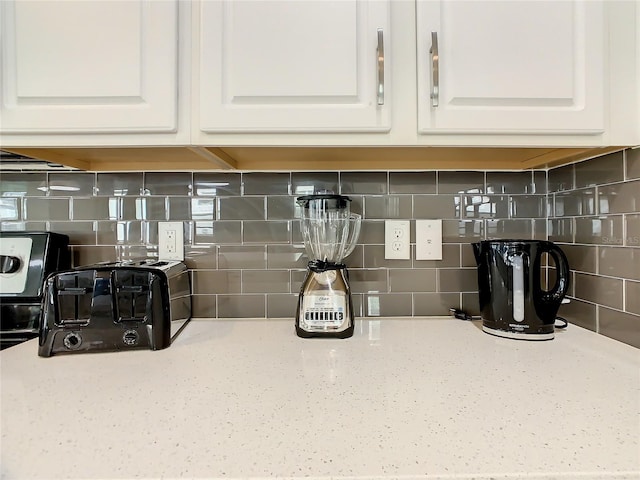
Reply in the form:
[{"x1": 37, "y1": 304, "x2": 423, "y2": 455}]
[
  {"x1": 57, "y1": 287, "x2": 90, "y2": 295},
  {"x1": 117, "y1": 285, "x2": 148, "y2": 293},
  {"x1": 118, "y1": 316, "x2": 147, "y2": 323}
]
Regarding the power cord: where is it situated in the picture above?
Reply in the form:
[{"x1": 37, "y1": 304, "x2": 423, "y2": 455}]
[{"x1": 449, "y1": 308, "x2": 569, "y2": 329}]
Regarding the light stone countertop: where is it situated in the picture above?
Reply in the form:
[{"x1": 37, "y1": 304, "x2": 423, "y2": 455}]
[{"x1": 1, "y1": 317, "x2": 639, "y2": 480}]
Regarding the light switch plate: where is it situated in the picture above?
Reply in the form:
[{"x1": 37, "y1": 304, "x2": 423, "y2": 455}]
[
  {"x1": 158, "y1": 222, "x2": 184, "y2": 261},
  {"x1": 415, "y1": 219, "x2": 442, "y2": 260}
]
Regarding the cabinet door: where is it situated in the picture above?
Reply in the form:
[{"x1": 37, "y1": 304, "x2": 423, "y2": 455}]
[
  {"x1": 0, "y1": 1, "x2": 178, "y2": 133},
  {"x1": 416, "y1": 1, "x2": 604, "y2": 135},
  {"x1": 197, "y1": 0, "x2": 390, "y2": 133}
]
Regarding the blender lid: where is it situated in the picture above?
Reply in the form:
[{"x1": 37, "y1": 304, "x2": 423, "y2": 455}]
[{"x1": 296, "y1": 194, "x2": 351, "y2": 209}]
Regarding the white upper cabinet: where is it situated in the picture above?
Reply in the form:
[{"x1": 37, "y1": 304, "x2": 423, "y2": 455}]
[
  {"x1": 0, "y1": 0, "x2": 178, "y2": 134},
  {"x1": 196, "y1": 0, "x2": 390, "y2": 133},
  {"x1": 416, "y1": 0, "x2": 605, "y2": 135}
]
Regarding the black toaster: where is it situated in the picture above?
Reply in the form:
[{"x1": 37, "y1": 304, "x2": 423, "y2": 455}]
[{"x1": 38, "y1": 260, "x2": 191, "y2": 357}]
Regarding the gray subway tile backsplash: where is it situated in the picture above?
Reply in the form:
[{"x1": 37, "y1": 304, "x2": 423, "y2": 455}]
[
  {"x1": 363, "y1": 245, "x2": 412, "y2": 269},
  {"x1": 191, "y1": 294, "x2": 217, "y2": 318},
  {"x1": 192, "y1": 270, "x2": 241, "y2": 295},
  {"x1": 96, "y1": 173, "x2": 143, "y2": 196},
  {"x1": 217, "y1": 294, "x2": 265, "y2": 318},
  {"x1": 574, "y1": 151, "x2": 624, "y2": 188},
  {"x1": 48, "y1": 173, "x2": 95, "y2": 196},
  {"x1": 0, "y1": 198, "x2": 20, "y2": 221},
  {"x1": 573, "y1": 273, "x2": 623, "y2": 310},
  {"x1": 144, "y1": 172, "x2": 192, "y2": 195},
  {"x1": 363, "y1": 293, "x2": 412, "y2": 317},
  {"x1": 50, "y1": 221, "x2": 97, "y2": 245},
  {"x1": 365, "y1": 195, "x2": 412, "y2": 219},
  {"x1": 442, "y1": 219, "x2": 484, "y2": 243},
  {"x1": 340, "y1": 172, "x2": 387, "y2": 195},
  {"x1": 389, "y1": 171, "x2": 436, "y2": 194},
  {"x1": 167, "y1": 197, "x2": 192, "y2": 221},
  {"x1": 24, "y1": 197, "x2": 70, "y2": 221},
  {"x1": 415, "y1": 195, "x2": 460, "y2": 219},
  {"x1": 191, "y1": 198, "x2": 215, "y2": 220},
  {"x1": 574, "y1": 216, "x2": 624, "y2": 246},
  {"x1": 438, "y1": 171, "x2": 484, "y2": 194},
  {"x1": 193, "y1": 172, "x2": 241, "y2": 196},
  {"x1": 73, "y1": 197, "x2": 117, "y2": 221},
  {"x1": 598, "y1": 180, "x2": 640, "y2": 214},
  {"x1": 509, "y1": 195, "x2": 547, "y2": 218},
  {"x1": 266, "y1": 294, "x2": 299, "y2": 318},
  {"x1": 2, "y1": 148, "x2": 638, "y2": 347},
  {"x1": 243, "y1": 172, "x2": 290, "y2": 195},
  {"x1": 0, "y1": 173, "x2": 47, "y2": 196},
  {"x1": 627, "y1": 148, "x2": 640, "y2": 179},
  {"x1": 414, "y1": 293, "x2": 461, "y2": 316},
  {"x1": 242, "y1": 270, "x2": 290, "y2": 294},
  {"x1": 218, "y1": 196, "x2": 264, "y2": 220},
  {"x1": 267, "y1": 196, "x2": 296, "y2": 220},
  {"x1": 438, "y1": 268, "x2": 477, "y2": 292},
  {"x1": 625, "y1": 281, "x2": 640, "y2": 316},
  {"x1": 553, "y1": 189, "x2": 596, "y2": 217},
  {"x1": 388, "y1": 269, "x2": 437, "y2": 293},
  {"x1": 626, "y1": 214, "x2": 640, "y2": 246},
  {"x1": 598, "y1": 306, "x2": 640, "y2": 348},
  {"x1": 548, "y1": 164, "x2": 574, "y2": 193},
  {"x1": 556, "y1": 298, "x2": 597, "y2": 332},
  {"x1": 486, "y1": 171, "x2": 542, "y2": 194},
  {"x1": 243, "y1": 220, "x2": 290, "y2": 244},
  {"x1": 218, "y1": 245, "x2": 266, "y2": 269},
  {"x1": 560, "y1": 244, "x2": 597, "y2": 274},
  {"x1": 291, "y1": 172, "x2": 339, "y2": 195},
  {"x1": 194, "y1": 221, "x2": 241, "y2": 245},
  {"x1": 598, "y1": 247, "x2": 640, "y2": 281},
  {"x1": 486, "y1": 219, "x2": 536, "y2": 240}
]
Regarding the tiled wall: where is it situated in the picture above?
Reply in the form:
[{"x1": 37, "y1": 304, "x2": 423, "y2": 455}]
[
  {"x1": 549, "y1": 148, "x2": 640, "y2": 348},
  {"x1": 2, "y1": 149, "x2": 638, "y2": 347},
  {"x1": 0, "y1": 168, "x2": 547, "y2": 321}
]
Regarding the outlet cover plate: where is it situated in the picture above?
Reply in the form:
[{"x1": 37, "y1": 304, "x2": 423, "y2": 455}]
[
  {"x1": 158, "y1": 222, "x2": 184, "y2": 261},
  {"x1": 384, "y1": 220, "x2": 410, "y2": 260}
]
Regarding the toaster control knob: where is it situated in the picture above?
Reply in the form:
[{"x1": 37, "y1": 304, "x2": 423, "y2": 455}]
[
  {"x1": 123, "y1": 330, "x2": 139, "y2": 346},
  {"x1": 63, "y1": 332, "x2": 82, "y2": 350},
  {"x1": 0, "y1": 255, "x2": 21, "y2": 274}
]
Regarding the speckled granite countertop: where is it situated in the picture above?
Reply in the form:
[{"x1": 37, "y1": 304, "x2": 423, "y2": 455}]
[{"x1": 1, "y1": 318, "x2": 639, "y2": 480}]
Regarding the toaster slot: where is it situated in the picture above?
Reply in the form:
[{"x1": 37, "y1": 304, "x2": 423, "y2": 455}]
[
  {"x1": 114, "y1": 270, "x2": 151, "y2": 323},
  {"x1": 54, "y1": 272, "x2": 94, "y2": 326}
]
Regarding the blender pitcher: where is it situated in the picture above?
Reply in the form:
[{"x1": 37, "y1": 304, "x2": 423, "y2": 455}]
[{"x1": 295, "y1": 195, "x2": 361, "y2": 338}]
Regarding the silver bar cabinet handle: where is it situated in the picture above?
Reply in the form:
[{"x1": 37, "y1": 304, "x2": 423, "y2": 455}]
[
  {"x1": 430, "y1": 31, "x2": 439, "y2": 107},
  {"x1": 377, "y1": 28, "x2": 384, "y2": 106}
]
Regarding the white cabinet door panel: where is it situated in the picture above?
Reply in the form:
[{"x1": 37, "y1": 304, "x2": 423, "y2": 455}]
[
  {"x1": 1, "y1": 1, "x2": 178, "y2": 133},
  {"x1": 198, "y1": 0, "x2": 390, "y2": 132},
  {"x1": 417, "y1": 0, "x2": 604, "y2": 134}
]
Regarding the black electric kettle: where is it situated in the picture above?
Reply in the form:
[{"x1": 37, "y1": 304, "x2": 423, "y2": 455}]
[{"x1": 472, "y1": 240, "x2": 570, "y2": 340}]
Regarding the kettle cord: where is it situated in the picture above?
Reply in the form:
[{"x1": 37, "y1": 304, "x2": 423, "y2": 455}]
[{"x1": 449, "y1": 308, "x2": 569, "y2": 329}]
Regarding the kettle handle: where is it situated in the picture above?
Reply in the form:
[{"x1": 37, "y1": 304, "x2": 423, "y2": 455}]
[{"x1": 541, "y1": 243, "x2": 570, "y2": 304}]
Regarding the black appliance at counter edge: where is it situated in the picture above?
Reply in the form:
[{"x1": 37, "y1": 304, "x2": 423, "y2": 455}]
[{"x1": 0, "y1": 232, "x2": 70, "y2": 349}]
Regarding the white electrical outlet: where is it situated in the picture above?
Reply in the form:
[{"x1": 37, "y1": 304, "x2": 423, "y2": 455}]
[
  {"x1": 384, "y1": 220, "x2": 410, "y2": 260},
  {"x1": 158, "y1": 222, "x2": 184, "y2": 261},
  {"x1": 415, "y1": 220, "x2": 442, "y2": 260}
]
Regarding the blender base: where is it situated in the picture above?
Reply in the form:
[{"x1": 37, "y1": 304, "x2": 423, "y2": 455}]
[
  {"x1": 295, "y1": 323, "x2": 354, "y2": 339},
  {"x1": 295, "y1": 267, "x2": 355, "y2": 339}
]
